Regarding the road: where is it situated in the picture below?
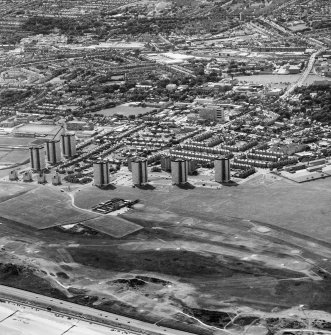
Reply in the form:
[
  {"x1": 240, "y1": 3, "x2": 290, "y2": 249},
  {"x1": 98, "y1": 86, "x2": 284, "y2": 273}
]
[
  {"x1": 276, "y1": 329, "x2": 331, "y2": 335},
  {"x1": 280, "y1": 48, "x2": 325, "y2": 100},
  {"x1": 165, "y1": 64, "x2": 196, "y2": 78},
  {"x1": 247, "y1": 21, "x2": 273, "y2": 38},
  {"x1": 0, "y1": 285, "x2": 197, "y2": 335}
]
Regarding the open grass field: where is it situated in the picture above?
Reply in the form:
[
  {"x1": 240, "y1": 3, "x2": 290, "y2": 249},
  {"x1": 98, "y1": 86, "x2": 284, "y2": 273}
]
[
  {"x1": 82, "y1": 215, "x2": 143, "y2": 238},
  {"x1": 13, "y1": 124, "x2": 61, "y2": 136},
  {"x1": 0, "y1": 136, "x2": 36, "y2": 146},
  {"x1": 74, "y1": 176, "x2": 331, "y2": 244},
  {"x1": 0, "y1": 137, "x2": 33, "y2": 168},
  {"x1": 0, "y1": 149, "x2": 11, "y2": 160},
  {"x1": 97, "y1": 104, "x2": 154, "y2": 117},
  {"x1": 237, "y1": 74, "x2": 301, "y2": 86},
  {"x1": 0, "y1": 182, "x2": 142, "y2": 238},
  {"x1": 0, "y1": 148, "x2": 29, "y2": 165},
  {"x1": 0, "y1": 185, "x2": 97, "y2": 229},
  {"x1": 0, "y1": 182, "x2": 35, "y2": 203}
]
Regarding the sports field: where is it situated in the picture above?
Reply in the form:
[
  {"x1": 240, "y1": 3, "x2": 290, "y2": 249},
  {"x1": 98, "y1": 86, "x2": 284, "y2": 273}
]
[
  {"x1": 0, "y1": 183, "x2": 143, "y2": 238},
  {"x1": 82, "y1": 215, "x2": 142, "y2": 238},
  {"x1": 97, "y1": 104, "x2": 153, "y2": 117},
  {"x1": 0, "y1": 186, "x2": 97, "y2": 229},
  {"x1": 12, "y1": 124, "x2": 62, "y2": 137}
]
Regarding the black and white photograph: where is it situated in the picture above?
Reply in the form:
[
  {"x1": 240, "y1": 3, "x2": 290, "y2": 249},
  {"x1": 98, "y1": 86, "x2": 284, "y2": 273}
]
[{"x1": 0, "y1": 0, "x2": 331, "y2": 334}]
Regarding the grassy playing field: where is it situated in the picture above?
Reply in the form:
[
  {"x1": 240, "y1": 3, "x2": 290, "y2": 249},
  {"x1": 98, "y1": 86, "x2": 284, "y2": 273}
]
[
  {"x1": 82, "y1": 215, "x2": 142, "y2": 238},
  {"x1": 0, "y1": 148, "x2": 29, "y2": 165},
  {"x1": 0, "y1": 182, "x2": 34, "y2": 203},
  {"x1": 0, "y1": 183, "x2": 143, "y2": 238},
  {"x1": 0, "y1": 186, "x2": 97, "y2": 229}
]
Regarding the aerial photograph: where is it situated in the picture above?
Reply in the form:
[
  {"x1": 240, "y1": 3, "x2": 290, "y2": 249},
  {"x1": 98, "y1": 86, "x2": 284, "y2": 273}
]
[{"x1": 0, "y1": 0, "x2": 331, "y2": 334}]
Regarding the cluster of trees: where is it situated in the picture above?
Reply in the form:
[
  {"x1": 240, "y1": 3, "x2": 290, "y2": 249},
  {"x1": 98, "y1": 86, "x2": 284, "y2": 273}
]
[
  {"x1": 121, "y1": 17, "x2": 190, "y2": 35},
  {"x1": 294, "y1": 85, "x2": 331, "y2": 124},
  {"x1": 0, "y1": 33, "x2": 22, "y2": 44},
  {"x1": 0, "y1": 89, "x2": 32, "y2": 105},
  {"x1": 234, "y1": 167, "x2": 256, "y2": 179},
  {"x1": 22, "y1": 16, "x2": 102, "y2": 36},
  {"x1": 276, "y1": 144, "x2": 310, "y2": 156},
  {"x1": 63, "y1": 173, "x2": 92, "y2": 184}
]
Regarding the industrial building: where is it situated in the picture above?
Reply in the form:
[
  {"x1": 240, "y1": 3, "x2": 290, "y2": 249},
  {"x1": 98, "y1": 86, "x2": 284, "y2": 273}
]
[
  {"x1": 61, "y1": 133, "x2": 76, "y2": 158},
  {"x1": 29, "y1": 146, "x2": 46, "y2": 171},
  {"x1": 171, "y1": 159, "x2": 188, "y2": 185},
  {"x1": 52, "y1": 173, "x2": 61, "y2": 186},
  {"x1": 215, "y1": 157, "x2": 231, "y2": 183},
  {"x1": 132, "y1": 159, "x2": 148, "y2": 186},
  {"x1": 46, "y1": 139, "x2": 61, "y2": 164},
  {"x1": 23, "y1": 171, "x2": 33, "y2": 182},
  {"x1": 9, "y1": 170, "x2": 18, "y2": 181},
  {"x1": 93, "y1": 160, "x2": 110, "y2": 187}
]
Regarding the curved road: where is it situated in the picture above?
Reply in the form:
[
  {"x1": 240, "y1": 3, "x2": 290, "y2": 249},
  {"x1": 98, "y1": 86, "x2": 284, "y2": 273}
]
[
  {"x1": 280, "y1": 48, "x2": 326, "y2": 100},
  {"x1": 0, "y1": 285, "x2": 196, "y2": 335}
]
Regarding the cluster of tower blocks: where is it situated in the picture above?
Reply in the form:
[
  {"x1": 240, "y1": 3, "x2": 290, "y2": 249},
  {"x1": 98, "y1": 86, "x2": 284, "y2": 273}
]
[
  {"x1": 29, "y1": 134, "x2": 77, "y2": 171},
  {"x1": 9, "y1": 134, "x2": 76, "y2": 184},
  {"x1": 93, "y1": 156, "x2": 231, "y2": 187},
  {"x1": 12, "y1": 134, "x2": 231, "y2": 186}
]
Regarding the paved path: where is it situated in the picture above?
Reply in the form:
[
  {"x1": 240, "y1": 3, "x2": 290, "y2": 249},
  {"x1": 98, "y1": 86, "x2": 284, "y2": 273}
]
[{"x1": 0, "y1": 285, "x2": 197, "y2": 335}]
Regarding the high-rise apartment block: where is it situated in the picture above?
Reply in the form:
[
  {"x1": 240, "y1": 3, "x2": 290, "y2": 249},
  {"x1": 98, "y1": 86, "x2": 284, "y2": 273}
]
[
  {"x1": 215, "y1": 157, "x2": 230, "y2": 183},
  {"x1": 61, "y1": 133, "x2": 76, "y2": 158},
  {"x1": 46, "y1": 140, "x2": 61, "y2": 164},
  {"x1": 171, "y1": 159, "x2": 188, "y2": 185},
  {"x1": 93, "y1": 160, "x2": 110, "y2": 186},
  {"x1": 29, "y1": 146, "x2": 46, "y2": 171},
  {"x1": 132, "y1": 159, "x2": 148, "y2": 186}
]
